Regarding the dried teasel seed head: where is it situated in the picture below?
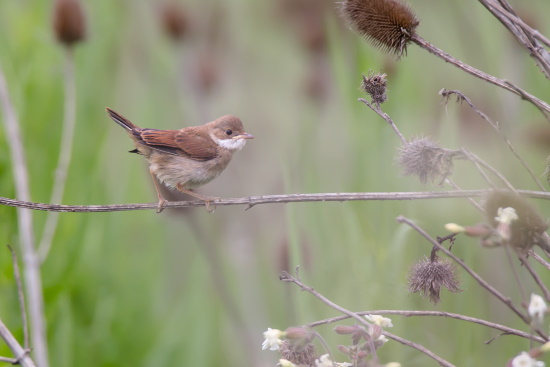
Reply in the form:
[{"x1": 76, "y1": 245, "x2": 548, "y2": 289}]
[
  {"x1": 397, "y1": 137, "x2": 462, "y2": 184},
  {"x1": 53, "y1": 0, "x2": 86, "y2": 46},
  {"x1": 160, "y1": 2, "x2": 189, "y2": 41},
  {"x1": 361, "y1": 72, "x2": 387, "y2": 104},
  {"x1": 340, "y1": 0, "x2": 419, "y2": 57},
  {"x1": 408, "y1": 256, "x2": 461, "y2": 304},
  {"x1": 484, "y1": 191, "x2": 549, "y2": 251},
  {"x1": 279, "y1": 340, "x2": 316, "y2": 367}
]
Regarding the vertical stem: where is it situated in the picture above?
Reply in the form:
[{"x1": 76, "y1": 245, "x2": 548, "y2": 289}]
[
  {"x1": 0, "y1": 66, "x2": 49, "y2": 367},
  {"x1": 38, "y1": 47, "x2": 77, "y2": 262}
]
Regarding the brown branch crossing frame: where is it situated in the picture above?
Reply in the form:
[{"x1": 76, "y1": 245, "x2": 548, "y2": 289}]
[{"x1": 0, "y1": 190, "x2": 549, "y2": 212}]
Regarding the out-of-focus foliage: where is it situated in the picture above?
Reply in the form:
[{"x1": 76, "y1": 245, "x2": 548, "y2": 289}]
[{"x1": 0, "y1": 0, "x2": 549, "y2": 366}]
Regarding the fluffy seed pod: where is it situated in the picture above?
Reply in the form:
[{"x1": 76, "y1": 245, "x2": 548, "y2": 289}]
[
  {"x1": 340, "y1": 0, "x2": 419, "y2": 56},
  {"x1": 397, "y1": 137, "x2": 462, "y2": 184},
  {"x1": 53, "y1": 0, "x2": 86, "y2": 46},
  {"x1": 484, "y1": 191, "x2": 549, "y2": 251}
]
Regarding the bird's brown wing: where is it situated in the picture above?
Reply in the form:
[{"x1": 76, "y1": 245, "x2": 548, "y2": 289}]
[{"x1": 140, "y1": 127, "x2": 217, "y2": 161}]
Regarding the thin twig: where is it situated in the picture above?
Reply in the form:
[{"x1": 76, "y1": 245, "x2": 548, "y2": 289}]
[
  {"x1": 410, "y1": 34, "x2": 550, "y2": 119},
  {"x1": 280, "y1": 271, "x2": 379, "y2": 363},
  {"x1": 309, "y1": 329, "x2": 337, "y2": 367},
  {"x1": 7, "y1": 245, "x2": 29, "y2": 350},
  {"x1": 280, "y1": 272, "x2": 455, "y2": 367},
  {"x1": 0, "y1": 190, "x2": 550, "y2": 212},
  {"x1": 358, "y1": 98, "x2": 407, "y2": 144},
  {"x1": 445, "y1": 179, "x2": 485, "y2": 213},
  {"x1": 0, "y1": 318, "x2": 36, "y2": 367},
  {"x1": 531, "y1": 251, "x2": 550, "y2": 271},
  {"x1": 518, "y1": 253, "x2": 550, "y2": 302},
  {"x1": 441, "y1": 89, "x2": 546, "y2": 191},
  {"x1": 383, "y1": 331, "x2": 456, "y2": 367},
  {"x1": 502, "y1": 242, "x2": 527, "y2": 304},
  {"x1": 0, "y1": 356, "x2": 19, "y2": 363},
  {"x1": 306, "y1": 309, "x2": 546, "y2": 343},
  {"x1": 477, "y1": 0, "x2": 550, "y2": 78},
  {"x1": 461, "y1": 149, "x2": 517, "y2": 191},
  {"x1": 460, "y1": 150, "x2": 497, "y2": 188},
  {"x1": 38, "y1": 48, "x2": 78, "y2": 263},
  {"x1": 0, "y1": 63, "x2": 49, "y2": 367}
]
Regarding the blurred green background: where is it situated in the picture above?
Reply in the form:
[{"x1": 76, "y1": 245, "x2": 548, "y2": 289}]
[{"x1": 1, "y1": 0, "x2": 550, "y2": 366}]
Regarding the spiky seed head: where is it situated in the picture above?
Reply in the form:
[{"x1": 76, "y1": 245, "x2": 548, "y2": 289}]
[
  {"x1": 340, "y1": 0, "x2": 419, "y2": 57},
  {"x1": 279, "y1": 340, "x2": 316, "y2": 367},
  {"x1": 408, "y1": 256, "x2": 461, "y2": 304},
  {"x1": 484, "y1": 191, "x2": 549, "y2": 251},
  {"x1": 53, "y1": 0, "x2": 86, "y2": 46},
  {"x1": 397, "y1": 137, "x2": 462, "y2": 184},
  {"x1": 361, "y1": 72, "x2": 387, "y2": 104}
]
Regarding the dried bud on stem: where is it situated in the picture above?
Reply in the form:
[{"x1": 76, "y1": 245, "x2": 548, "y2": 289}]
[
  {"x1": 340, "y1": 0, "x2": 419, "y2": 57},
  {"x1": 397, "y1": 137, "x2": 463, "y2": 184},
  {"x1": 285, "y1": 327, "x2": 315, "y2": 346},
  {"x1": 361, "y1": 72, "x2": 387, "y2": 104},
  {"x1": 408, "y1": 256, "x2": 461, "y2": 304},
  {"x1": 53, "y1": 0, "x2": 86, "y2": 46}
]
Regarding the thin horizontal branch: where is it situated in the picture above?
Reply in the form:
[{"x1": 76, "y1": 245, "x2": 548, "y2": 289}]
[
  {"x1": 0, "y1": 190, "x2": 549, "y2": 213},
  {"x1": 280, "y1": 271, "x2": 455, "y2": 367},
  {"x1": 306, "y1": 310, "x2": 546, "y2": 344}
]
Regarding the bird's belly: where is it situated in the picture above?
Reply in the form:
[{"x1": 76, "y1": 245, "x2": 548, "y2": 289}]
[{"x1": 149, "y1": 153, "x2": 230, "y2": 190}]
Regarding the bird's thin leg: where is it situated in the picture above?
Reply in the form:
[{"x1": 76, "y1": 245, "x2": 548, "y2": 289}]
[
  {"x1": 176, "y1": 184, "x2": 219, "y2": 212},
  {"x1": 149, "y1": 169, "x2": 167, "y2": 213}
]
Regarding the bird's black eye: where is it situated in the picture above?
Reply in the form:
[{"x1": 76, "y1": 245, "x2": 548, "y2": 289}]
[{"x1": 225, "y1": 129, "x2": 233, "y2": 135}]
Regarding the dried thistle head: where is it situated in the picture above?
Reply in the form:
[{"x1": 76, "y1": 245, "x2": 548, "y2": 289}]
[
  {"x1": 279, "y1": 340, "x2": 316, "y2": 367},
  {"x1": 361, "y1": 72, "x2": 387, "y2": 104},
  {"x1": 53, "y1": 0, "x2": 86, "y2": 46},
  {"x1": 484, "y1": 191, "x2": 549, "y2": 251},
  {"x1": 340, "y1": 0, "x2": 419, "y2": 57},
  {"x1": 160, "y1": 2, "x2": 189, "y2": 41},
  {"x1": 397, "y1": 137, "x2": 461, "y2": 184},
  {"x1": 408, "y1": 256, "x2": 461, "y2": 304}
]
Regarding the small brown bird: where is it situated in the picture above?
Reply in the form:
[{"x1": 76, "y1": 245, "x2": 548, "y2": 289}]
[{"x1": 106, "y1": 108, "x2": 254, "y2": 212}]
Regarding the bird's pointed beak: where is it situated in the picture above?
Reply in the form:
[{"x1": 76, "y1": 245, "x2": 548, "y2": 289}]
[{"x1": 233, "y1": 132, "x2": 254, "y2": 140}]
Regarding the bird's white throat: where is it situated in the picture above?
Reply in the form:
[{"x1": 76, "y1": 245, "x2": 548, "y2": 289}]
[{"x1": 212, "y1": 135, "x2": 247, "y2": 151}]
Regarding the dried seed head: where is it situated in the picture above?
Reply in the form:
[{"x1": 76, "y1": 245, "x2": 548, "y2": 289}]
[
  {"x1": 361, "y1": 72, "x2": 387, "y2": 104},
  {"x1": 340, "y1": 0, "x2": 419, "y2": 57},
  {"x1": 279, "y1": 340, "x2": 316, "y2": 367},
  {"x1": 484, "y1": 191, "x2": 549, "y2": 251},
  {"x1": 408, "y1": 256, "x2": 461, "y2": 304},
  {"x1": 397, "y1": 137, "x2": 461, "y2": 184},
  {"x1": 53, "y1": 0, "x2": 86, "y2": 46},
  {"x1": 160, "y1": 2, "x2": 189, "y2": 41}
]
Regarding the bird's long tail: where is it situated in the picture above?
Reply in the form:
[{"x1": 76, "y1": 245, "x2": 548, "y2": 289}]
[{"x1": 106, "y1": 107, "x2": 139, "y2": 131}]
